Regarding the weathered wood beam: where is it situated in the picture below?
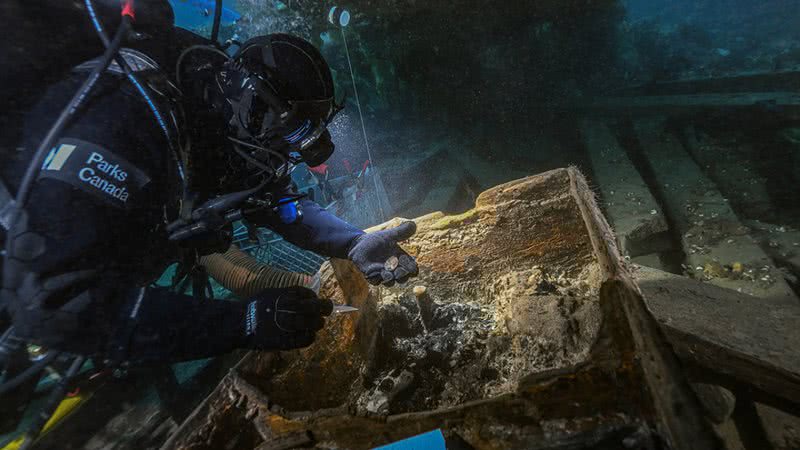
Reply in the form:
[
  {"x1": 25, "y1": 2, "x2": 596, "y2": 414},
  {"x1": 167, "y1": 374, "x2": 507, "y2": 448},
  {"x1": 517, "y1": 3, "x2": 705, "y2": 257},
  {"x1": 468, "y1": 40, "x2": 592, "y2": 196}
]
[
  {"x1": 682, "y1": 126, "x2": 773, "y2": 220},
  {"x1": 634, "y1": 266, "x2": 800, "y2": 414},
  {"x1": 568, "y1": 168, "x2": 722, "y2": 449},
  {"x1": 632, "y1": 118, "x2": 797, "y2": 302},
  {"x1": 580, "y1": 120, "x2": 671, "y2": 258},
  {"x1": 254, "y1": 431, "x2": 313, "y2": 450},
  {"x1": 158, "y1": 353, "x2": 261, "y2": 450},
  {"x1": 556, "y1": 92, "x2": 800, "y2": 119},
  {"x1": 616, "y1": 71, "x2": 800, "y2": 97},
  {"x1": 162, "y1": 169, "x2": 723, "y2": 450}
]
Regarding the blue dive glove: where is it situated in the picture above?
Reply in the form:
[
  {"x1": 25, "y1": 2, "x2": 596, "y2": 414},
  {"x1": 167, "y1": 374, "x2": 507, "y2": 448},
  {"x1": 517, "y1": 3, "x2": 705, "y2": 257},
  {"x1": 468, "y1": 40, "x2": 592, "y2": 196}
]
[{"x1": 347, "y1": 222, "x2": 419, "y2": 286}]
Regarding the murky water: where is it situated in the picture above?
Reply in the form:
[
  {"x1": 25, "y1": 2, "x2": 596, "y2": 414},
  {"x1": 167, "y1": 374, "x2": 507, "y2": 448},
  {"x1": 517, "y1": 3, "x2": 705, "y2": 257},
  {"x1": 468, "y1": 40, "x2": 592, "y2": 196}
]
[{"x1": 1, "y1": 1, "x2": 799, "y2": 448}]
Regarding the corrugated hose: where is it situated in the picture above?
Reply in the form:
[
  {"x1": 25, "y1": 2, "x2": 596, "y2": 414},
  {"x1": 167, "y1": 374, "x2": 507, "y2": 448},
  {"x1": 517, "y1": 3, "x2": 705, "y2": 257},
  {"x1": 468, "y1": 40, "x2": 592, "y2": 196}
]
[{"x1": 199, "y1": 245, "x2": 316, "y2": 299}]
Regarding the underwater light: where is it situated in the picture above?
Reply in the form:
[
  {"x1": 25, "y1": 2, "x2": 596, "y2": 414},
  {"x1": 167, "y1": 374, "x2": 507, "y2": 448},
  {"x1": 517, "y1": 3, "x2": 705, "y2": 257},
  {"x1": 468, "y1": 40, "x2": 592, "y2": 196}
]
[{"x1": 328, "y1": 6, "x2": 350, "y2": 27}]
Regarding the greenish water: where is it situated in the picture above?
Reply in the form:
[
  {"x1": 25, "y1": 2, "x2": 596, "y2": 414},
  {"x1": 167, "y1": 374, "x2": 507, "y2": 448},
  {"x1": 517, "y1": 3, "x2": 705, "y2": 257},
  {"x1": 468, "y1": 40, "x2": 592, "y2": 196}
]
[{"x1": 2, "y1": 0, "x2": 800, "y2": 448}]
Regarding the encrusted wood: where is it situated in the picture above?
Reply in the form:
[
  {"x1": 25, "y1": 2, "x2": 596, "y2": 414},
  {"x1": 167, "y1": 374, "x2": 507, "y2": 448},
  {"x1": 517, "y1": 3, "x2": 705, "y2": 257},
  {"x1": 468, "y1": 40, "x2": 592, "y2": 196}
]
[{"x1": 162, "y1": 168, "x2": 721, "y2": 450}]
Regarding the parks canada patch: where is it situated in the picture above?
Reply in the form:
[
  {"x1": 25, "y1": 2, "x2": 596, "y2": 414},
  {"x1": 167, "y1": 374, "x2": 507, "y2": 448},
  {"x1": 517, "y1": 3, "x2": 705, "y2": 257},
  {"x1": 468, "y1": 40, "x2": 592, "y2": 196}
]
[{"x1": 38, "y1": 138, "x2": 151, "y2": 208}]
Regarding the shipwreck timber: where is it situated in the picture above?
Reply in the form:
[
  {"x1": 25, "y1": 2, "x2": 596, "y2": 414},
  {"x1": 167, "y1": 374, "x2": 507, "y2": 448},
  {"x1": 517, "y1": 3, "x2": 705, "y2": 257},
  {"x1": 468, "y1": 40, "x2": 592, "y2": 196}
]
[
  {"x1": 146, "y1": 72, "x2": 800, "y2": 450},
  {"x1": 159, "y1": 168, "x2": 735, "y2": 450},
  {"x1": 33, "y1": 71, "x2": 791, "y2": 450}
]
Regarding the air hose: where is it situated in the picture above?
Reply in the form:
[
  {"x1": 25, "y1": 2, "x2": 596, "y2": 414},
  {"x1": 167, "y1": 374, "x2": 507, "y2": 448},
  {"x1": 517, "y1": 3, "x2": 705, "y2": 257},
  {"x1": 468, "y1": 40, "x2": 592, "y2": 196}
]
[
  {"x1": 200, "y1": 245, "x2": 316, "y2": 298},
  {"x1": 0, "y1": 351, "x2": 58, "y2": 397}
]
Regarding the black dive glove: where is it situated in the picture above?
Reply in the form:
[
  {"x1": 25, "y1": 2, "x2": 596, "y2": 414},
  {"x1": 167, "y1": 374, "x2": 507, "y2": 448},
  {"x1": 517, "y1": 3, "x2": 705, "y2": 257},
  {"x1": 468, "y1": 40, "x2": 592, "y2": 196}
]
[
  {"x1": 243, "y1": 287, "x2": 333, "y2": 351},
  {"x1": 347, "y1": 222, "x2": 419, "y2": 286}
]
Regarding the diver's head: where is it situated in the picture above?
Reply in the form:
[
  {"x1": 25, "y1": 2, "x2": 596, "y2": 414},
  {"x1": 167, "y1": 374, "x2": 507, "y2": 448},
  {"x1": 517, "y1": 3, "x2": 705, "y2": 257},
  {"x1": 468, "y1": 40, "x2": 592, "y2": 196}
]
[{"x1": 217, "y1": 34, "x2": 342, "y2": 186}]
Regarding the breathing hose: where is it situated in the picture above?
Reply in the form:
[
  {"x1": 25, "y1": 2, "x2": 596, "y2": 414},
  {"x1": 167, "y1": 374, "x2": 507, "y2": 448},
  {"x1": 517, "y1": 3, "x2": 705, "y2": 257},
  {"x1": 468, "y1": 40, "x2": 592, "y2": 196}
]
[
  {"x1": 200, "y1": 245, "x2": 314, "y2": 299},
  {"x1": 12, "y1": 15, "x2": 131, "y2": 212},
  {"x1": 0, "y1": 351, "x2": 58, "y2": 397}
]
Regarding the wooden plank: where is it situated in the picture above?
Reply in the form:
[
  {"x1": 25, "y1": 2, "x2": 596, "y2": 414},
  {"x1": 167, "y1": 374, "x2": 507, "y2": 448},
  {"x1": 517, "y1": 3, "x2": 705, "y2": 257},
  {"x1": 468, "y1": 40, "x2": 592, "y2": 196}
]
[
  {"x1": 616, "y1": 71, "x2": 800, "y2": 96},
  {"x1": 162, "y1": 169, "x2": 721, "y2": 450},
  {"x1": 746, "y1": 220, "x2": 800, "y2": 290},
  {"x1": 634, "y1": 265, "x2": 800, "y2": 411},
  {"x1": 158, "y1": 353, "x2": 259, "y2": 450},
  {"x1": 568, "y1": 168, "x2": 722, "y2": 450},
  {"x1": 682, "y1": 126, "x2": 773, "y2": 220},
  {"x1": 632, "y1": 118, "x2": 798, "y2": 303},
  {"x1": 254, "y1": 431, "x2": 313, "y2": 450},
  {"x1": 557, "y1": 92, "x2": 800, "y2": 118},
  {"x1": 580, "y1": 120, "x2": 671, "y2": 257}
]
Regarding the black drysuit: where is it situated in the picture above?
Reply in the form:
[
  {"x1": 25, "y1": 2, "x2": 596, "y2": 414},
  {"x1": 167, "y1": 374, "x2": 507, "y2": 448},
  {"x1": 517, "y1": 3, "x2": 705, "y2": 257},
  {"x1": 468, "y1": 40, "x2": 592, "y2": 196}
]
[{"x1": 0, "y1": 53, "x2": 364, "y2": 365}]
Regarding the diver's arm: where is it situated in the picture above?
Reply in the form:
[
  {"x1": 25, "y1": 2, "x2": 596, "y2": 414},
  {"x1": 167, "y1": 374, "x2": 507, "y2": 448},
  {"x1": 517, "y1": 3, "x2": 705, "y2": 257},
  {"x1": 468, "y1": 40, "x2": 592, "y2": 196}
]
[
  {"x1": 237, "y1": 176, "x2": 363, "y2": 258},
  {"x1": 106, "y1": 286, "x2": 327, "y2": 364},
  {"x1": 262, "y1": 198, "x2": 365, "y2": 259},
  {"x1": 7, "y1": 271, "x2": 323, "y2": 364},
  {"x1": 249, "y1": 195, "x2": 419, "y2": 286},
  {"x1": 4, "y1": 272, "x2": 252, "y2": 363},
  {"x1": 4, "y1": 172, "x2": 325, "y2": 363}
]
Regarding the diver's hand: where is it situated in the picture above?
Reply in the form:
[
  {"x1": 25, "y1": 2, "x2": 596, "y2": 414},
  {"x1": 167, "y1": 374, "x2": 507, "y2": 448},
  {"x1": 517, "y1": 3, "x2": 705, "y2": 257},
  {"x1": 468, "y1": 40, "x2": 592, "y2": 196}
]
[
  {"x1": 347, "y1": 222, "x2": 419, "y2": 286},
  {"x1": 243, "y1": 287, "x2": 333, "y2": 351}
]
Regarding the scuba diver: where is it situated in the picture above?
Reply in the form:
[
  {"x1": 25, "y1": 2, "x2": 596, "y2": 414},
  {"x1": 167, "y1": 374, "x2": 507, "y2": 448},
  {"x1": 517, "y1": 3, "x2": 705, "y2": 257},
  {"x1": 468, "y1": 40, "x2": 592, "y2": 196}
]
[{"x1": 0, "y1": 0, "x2": 418, "y2": 440}]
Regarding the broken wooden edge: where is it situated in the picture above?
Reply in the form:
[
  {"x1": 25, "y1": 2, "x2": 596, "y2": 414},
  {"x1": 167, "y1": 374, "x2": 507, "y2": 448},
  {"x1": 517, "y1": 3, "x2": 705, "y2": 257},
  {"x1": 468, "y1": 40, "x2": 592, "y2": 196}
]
[
  {"x1": 158, "y1": 352, "x2": 262, "y2": 450},
  {"x1": 163, "y1": 168, "x2": 722, "y2": 449},
  {"x1": 262, "y1": 357, "x2": 645, "y2": 444},
  {"x1": 578, "y1": 120, "x2": 671, "y2": 258},
  {"x1": 164, "y1": 358, "x2": 646, "y2": 450},
  {"x1": 634, "y1": 265, "x2": 800, "y2": 420},
  {"x1": 254, "y1": 431, "x2": 313, "y2": 450},
  {"x1": 266, "y1": 390, "x2": 644, "y2": 449},
  {"x1": 662, "y1": 323, "x2": 800, "y2": 418},
  {"x1": 231, "y1": 370, "x2": 271, "y2": 410},
  {"x1": 567, "y1": 166, "x2": 723, "y2": 449},
  {"x1": 515, "y1": 361, "x2": 644, "y2": 419}
]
